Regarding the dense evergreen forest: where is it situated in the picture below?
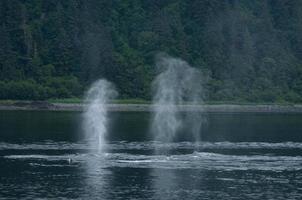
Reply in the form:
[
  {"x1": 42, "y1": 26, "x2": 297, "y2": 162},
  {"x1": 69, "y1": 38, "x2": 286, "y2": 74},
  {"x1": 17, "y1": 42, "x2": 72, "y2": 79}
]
[{"x1": 1, "y1": 0, "x2": 302, "y2": 103}]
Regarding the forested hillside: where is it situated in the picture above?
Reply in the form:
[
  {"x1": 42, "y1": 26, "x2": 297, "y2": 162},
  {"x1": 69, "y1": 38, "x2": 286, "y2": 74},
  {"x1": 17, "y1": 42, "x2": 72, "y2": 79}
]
[{"x1": 1, "y1": 0, "x2": 302, "y2": 103}]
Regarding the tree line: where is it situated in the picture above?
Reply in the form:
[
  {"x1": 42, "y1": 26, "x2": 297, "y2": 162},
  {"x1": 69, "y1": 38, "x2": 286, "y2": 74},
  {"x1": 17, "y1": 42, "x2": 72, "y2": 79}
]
[{"x1": 0, "y1": 0, "x2": 302, "y2": 103}]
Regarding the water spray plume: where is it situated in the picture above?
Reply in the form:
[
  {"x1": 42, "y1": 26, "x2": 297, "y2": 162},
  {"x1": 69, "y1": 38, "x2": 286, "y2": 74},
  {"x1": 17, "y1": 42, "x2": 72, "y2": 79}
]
[
  {"x1": 151, "y1": 55, "x2": 204, "y2": 143},
  {"x1": 83, "y1": 79, "x2": 117, "y2": 152}
]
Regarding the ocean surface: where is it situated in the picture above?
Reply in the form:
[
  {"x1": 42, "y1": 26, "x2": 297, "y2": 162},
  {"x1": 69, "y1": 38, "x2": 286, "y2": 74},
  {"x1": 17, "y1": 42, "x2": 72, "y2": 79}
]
[{"x1": 0, "y1": 111, "x2": 302, "y2": 199}]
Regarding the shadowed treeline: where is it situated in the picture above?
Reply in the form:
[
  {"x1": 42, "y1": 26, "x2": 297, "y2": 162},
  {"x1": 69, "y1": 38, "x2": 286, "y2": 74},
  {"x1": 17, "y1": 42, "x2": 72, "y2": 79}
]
[{"x1": 0, "y1": 0, "x2": 302, "y2": 103}]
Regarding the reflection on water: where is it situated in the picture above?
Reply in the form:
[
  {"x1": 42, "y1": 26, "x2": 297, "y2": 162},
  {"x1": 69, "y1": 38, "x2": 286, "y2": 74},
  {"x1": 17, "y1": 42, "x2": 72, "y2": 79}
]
[
  {"x1": 0, "y1": 111, "x2": 302, "y2": 199},
  {"x1": 81, "y1": 153, "x2": 110, "y2": 199}
]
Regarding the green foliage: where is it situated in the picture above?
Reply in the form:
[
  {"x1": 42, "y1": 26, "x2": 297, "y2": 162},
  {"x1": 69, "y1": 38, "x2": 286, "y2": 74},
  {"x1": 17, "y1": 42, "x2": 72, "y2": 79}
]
[
  {"x1": 0, "y1": 76, "x2": 82, "y2": 100},
  {"x1": 44, "y1": 76, "x2": 82, "y2": 98},
  {"x1": 0, "y1": 80, "x2": 49, "y2": 100},
  {"x1": 48, "y1": 98, "x2": 82, "y2": 104},
  {"x1": 0, "y1": 0, "x2": 302, "y2": 103}
]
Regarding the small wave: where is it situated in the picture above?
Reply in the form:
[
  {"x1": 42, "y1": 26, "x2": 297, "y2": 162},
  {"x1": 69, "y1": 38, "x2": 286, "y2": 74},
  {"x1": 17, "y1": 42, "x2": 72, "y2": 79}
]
[
  {"x1": 117, "y1": 159, "x2": 156, "y2": 163},
  {"x1": 29, "y1": 163, "x2": 72, "y2": 167},
  {"x1": 4, "y1": 154, "x2": 74, "y2": 161},
  {"x1": 103, "y1": 152, "x2": 302, "y2": 171},
  {"x1": 3, "y1": 151, "x2": 302, "y2": 171},
  {"x1": 107, "y1": 141, "x2": 302, "y2": 151},
  {"x1": 1, "y1": 141, "x2": 302, "y2": 151},
  {"x1": 0, "y1": 142, "x2": 85, "y2": 150}
]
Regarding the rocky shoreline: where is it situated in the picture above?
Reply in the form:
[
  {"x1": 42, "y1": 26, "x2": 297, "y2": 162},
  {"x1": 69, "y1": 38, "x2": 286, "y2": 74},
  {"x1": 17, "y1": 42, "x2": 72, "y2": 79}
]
[{"x1": 0, "y1": 101, "x2": 302, "y2": 113}]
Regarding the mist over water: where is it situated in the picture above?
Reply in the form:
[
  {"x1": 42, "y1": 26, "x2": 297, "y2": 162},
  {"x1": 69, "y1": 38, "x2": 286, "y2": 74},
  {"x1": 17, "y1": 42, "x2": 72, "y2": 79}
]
[
  {"x1": 151, "y1": 55, "x2": 204, "y2": 143},
  {"x1": 83, "y1": 79, "x2": 117, "y2": 152}
]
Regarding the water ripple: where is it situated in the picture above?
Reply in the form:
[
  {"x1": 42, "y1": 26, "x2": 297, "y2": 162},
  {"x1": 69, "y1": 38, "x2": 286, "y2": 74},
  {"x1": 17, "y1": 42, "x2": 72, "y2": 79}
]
[
  {"x1": 1, "y1": 141, "x2": 302, "y2": 150},
  {"x1": 3, "y1": 150, "x2": 302, "y2": 171}
]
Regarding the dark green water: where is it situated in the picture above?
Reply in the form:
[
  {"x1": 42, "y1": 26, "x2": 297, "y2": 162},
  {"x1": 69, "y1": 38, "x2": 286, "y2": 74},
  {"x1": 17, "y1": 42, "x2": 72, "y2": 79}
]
[{"x1": 0, "y1": 111, "x2": 302, "y2": 199}]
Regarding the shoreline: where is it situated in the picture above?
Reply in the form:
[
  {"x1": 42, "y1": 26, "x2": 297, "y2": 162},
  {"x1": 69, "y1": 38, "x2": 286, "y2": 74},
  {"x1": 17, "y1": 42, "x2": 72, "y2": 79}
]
[{"x1": 0, "y1": 102, "x2": 302, "y2": 113}]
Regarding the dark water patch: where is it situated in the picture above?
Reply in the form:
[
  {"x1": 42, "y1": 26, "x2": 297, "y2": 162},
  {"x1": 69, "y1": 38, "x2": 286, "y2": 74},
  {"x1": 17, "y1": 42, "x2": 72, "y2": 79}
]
[{"x1": 1, "y1": 111, "x2": 302, "y2": 199}]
